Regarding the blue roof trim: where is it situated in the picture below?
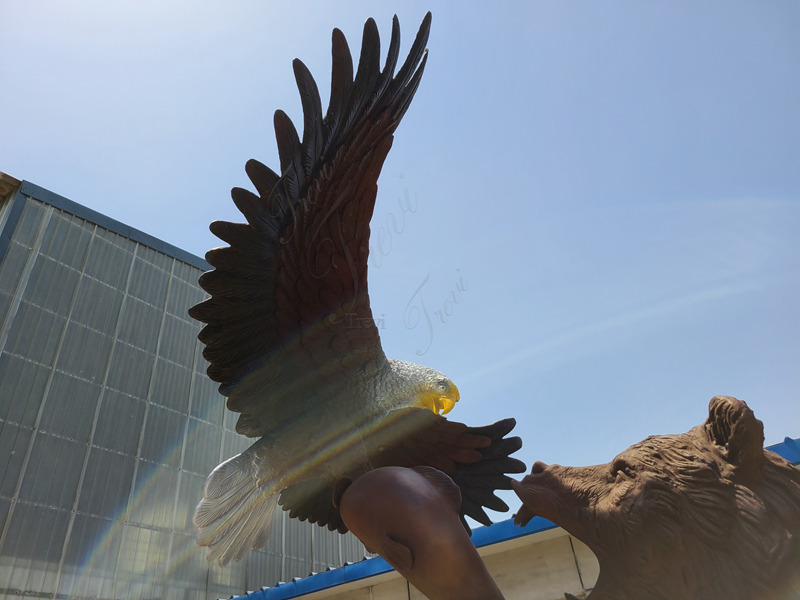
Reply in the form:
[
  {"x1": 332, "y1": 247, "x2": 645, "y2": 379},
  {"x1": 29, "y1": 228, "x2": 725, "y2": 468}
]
[
  {"x1": 471, "y1": 515, "x2": 557, "y2": 548},
  {"x1": 768, "y1": 436, "x2": 800, "y2": 464},
  {"x1": 233, "y1": 516, "x2": 557, "y2": 600},
  {"x1": 18, "y1": 180, "x2": 211, "y2": 271},
  {"x1": 233, "y1": 436, "x2": 799, "y2": 600},
  {"x1": 238, "y1": 556, "x2": 395, "y2": 600}
]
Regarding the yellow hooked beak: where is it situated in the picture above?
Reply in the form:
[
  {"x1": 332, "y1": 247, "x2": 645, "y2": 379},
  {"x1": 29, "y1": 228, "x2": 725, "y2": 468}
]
[{"x1": 420, "y1": 384, "x2": 460, "y2": 415}]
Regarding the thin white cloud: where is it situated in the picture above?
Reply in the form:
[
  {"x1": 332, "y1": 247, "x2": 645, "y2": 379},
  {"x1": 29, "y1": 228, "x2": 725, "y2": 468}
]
[{"x1": 461, "y1": 277, "x2": 767, "y2": 386}]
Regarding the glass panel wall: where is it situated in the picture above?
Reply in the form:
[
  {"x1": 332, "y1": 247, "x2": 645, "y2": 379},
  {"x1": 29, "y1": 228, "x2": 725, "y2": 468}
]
[{"x1": 0, "y1": 191, "x2": 368, "y2": 600}]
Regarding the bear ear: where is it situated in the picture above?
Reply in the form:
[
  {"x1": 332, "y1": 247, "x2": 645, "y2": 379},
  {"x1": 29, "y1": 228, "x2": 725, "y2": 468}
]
[{"x1": 705, "y1": 396, "x2": 765, "y2": 477}]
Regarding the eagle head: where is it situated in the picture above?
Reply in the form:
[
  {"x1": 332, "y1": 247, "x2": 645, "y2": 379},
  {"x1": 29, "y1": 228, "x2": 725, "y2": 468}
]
[
  {"x1": 386, "y1": 360, "x2": 460, "y2": 416},
  {"x1": 418, "y1": 375, "x2": 459, "y2": 415}
]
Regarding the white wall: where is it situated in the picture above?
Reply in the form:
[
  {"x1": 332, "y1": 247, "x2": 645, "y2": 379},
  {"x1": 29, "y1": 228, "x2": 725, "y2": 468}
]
[{"x1": 304, "y1": 528, "x2": 600, "y2": 600}]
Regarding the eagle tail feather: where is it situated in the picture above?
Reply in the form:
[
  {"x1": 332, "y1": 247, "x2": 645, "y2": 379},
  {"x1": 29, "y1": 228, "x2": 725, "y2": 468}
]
[{"x1": 193, "y1": 450, "x2": 278, "y2": 566}]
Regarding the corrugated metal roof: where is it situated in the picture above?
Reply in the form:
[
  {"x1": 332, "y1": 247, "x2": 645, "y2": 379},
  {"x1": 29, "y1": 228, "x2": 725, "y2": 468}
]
[
  {"x1": 231, "y1": 436, "x2": 800, "y2": 600},
  {"x1": 14, "y1": 179, "x2": 211, "y2": 271}
]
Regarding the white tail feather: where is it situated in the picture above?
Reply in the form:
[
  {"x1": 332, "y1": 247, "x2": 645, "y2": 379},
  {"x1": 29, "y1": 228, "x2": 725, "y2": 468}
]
[{"x1": 193, "y1": 449, "x2": 278, "y2": 566}]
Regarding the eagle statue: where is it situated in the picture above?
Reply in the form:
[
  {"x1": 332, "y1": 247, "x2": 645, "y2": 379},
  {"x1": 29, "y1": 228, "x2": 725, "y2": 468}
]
[{"x1": 189, "y1": 12, "x2": 525, "y2": 566}]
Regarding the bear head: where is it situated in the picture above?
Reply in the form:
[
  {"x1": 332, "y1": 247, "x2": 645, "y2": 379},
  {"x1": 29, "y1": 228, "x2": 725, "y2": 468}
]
[{"x1": 513, "y1": 396, "x2": 800, "y2": 600}]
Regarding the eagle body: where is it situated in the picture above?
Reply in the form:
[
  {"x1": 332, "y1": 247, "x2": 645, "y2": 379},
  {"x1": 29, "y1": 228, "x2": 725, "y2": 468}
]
[{"x1": 191, "y1": 13, "x2": 525, "y2": 566}]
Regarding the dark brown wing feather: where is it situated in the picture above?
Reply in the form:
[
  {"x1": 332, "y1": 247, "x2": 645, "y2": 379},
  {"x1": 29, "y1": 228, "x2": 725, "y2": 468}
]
[
  {"x1": 189, "y1": 14, "x2": 432, "y2": 436},
  {"x1": 278, "y1": 410, "x2": 526, "y2": 532}
]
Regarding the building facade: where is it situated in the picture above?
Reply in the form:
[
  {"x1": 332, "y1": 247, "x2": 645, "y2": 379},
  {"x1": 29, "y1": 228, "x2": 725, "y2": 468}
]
[{"x1": 0, "y1": 174, "x2": 368, "y2": 600}]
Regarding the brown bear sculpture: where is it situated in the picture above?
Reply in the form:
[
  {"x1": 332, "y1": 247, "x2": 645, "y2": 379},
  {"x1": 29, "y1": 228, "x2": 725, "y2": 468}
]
[{"x1": 513, "y1": 396, "x2": 800, "y2": 600}]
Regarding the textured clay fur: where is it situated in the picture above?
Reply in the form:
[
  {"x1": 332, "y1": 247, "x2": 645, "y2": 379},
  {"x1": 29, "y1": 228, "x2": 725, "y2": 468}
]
[{"x1": 513, "y1": 396, "x2": 800, "y2": 600}]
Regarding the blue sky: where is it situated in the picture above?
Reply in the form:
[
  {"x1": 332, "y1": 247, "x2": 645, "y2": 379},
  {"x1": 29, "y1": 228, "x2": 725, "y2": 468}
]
[{"x1": 2, "y1": 1, "x2": 798, "y2": 511}]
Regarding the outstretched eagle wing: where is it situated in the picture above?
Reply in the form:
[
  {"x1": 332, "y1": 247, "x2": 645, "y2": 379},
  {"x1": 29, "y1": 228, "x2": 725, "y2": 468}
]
[{"x1": 189, "y1": 14, "x2": 432, "y2": 437}]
